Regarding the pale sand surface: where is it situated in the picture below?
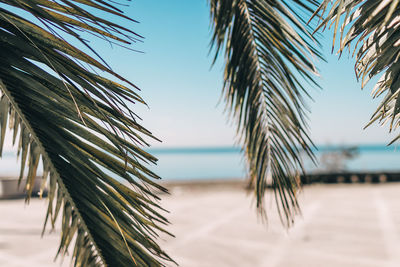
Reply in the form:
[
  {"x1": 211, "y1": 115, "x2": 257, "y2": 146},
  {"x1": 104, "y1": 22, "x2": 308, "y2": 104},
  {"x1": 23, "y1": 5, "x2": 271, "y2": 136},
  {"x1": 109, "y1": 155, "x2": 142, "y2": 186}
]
[{"x1": 2, "y1": 183, "x2": 400, "y2": 266}]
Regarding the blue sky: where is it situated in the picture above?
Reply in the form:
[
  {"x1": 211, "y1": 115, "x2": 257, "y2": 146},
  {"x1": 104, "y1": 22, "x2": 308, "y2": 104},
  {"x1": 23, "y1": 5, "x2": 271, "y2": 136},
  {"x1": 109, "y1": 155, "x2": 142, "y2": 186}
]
[
  {"x1": 3, "y1": 0, "x2": 396, "y2": 152},
  {"x1": 98, "y1": 0, "x2": 396, "y2": 148}
]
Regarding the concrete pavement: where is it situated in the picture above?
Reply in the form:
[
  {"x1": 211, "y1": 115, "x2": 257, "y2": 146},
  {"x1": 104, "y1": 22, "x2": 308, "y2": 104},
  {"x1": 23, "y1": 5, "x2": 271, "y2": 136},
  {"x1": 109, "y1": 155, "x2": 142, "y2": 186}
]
[{"x1": 1, "y1": 183, "x2": 400, "y2": 266}]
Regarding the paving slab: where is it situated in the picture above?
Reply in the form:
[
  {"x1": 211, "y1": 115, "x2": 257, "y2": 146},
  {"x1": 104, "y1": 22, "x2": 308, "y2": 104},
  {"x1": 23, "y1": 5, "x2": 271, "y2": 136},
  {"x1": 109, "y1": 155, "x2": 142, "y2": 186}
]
[{"x1": 1, "y1": 183, "x2": 400, "y2": 266}]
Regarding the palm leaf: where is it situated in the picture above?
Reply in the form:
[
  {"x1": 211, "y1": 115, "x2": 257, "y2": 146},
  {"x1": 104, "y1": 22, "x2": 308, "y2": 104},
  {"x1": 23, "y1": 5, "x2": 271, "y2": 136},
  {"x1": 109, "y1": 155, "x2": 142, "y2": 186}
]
[
  {"x1": 313, "y1": 0, "x2": 400, "y2": 144},
  {"x1": 209, "y1": 0, "x2": 322, "y2": 225},
  {"x1": 0, "y1": 1, "x2": 174, "y2": 266}
]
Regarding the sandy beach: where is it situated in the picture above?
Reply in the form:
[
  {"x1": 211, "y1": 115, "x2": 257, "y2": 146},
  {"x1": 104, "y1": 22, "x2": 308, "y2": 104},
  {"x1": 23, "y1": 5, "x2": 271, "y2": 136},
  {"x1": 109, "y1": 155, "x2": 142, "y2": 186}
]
[{"x1": 2, "y1": 182, "x2": 400, "y2": 266}]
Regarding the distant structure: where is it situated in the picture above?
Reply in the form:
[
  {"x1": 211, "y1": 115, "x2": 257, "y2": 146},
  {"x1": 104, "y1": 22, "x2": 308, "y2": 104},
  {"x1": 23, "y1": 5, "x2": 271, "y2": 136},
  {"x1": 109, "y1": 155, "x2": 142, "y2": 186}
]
[{"x1": 319, "y1": 146, "x2": 359, "y2": 172}]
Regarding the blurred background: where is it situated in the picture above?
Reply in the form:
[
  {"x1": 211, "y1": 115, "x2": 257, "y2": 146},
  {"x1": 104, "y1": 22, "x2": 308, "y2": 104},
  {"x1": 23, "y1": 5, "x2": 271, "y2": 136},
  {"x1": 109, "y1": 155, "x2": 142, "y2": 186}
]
[
  {"x1": 2, "y1": 1, "x2": 400, "y2": 267},
  {"x1": 1, "y1": 1, "x2": 399, "y2": 180}
]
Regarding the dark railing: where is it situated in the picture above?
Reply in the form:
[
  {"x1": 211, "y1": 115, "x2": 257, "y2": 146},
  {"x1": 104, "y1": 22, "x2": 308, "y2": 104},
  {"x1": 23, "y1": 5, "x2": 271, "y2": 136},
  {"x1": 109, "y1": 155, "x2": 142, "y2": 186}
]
[{"x1": 300, "y1": 171, "x2": 400, "y2": 184}]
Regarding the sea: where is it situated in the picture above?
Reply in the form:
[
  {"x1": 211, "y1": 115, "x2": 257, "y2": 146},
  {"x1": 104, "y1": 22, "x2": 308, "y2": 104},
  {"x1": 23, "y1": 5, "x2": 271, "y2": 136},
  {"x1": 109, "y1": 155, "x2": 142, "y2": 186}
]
[
  {"x1": 0, "y1": 145, "x2": 399, "y2": 181},
  {"x1": 146, "y1": 145, "x2": 400, "y2": 180}
]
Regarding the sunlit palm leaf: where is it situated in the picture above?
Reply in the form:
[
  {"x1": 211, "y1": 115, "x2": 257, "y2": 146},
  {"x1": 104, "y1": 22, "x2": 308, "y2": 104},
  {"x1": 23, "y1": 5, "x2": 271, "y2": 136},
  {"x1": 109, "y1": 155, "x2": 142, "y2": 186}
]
[
  {"x1": 0, "y1": 1, "x2": 173, "y2": 266},
  {"x1": 209, "y1": 0, "x2": 322, "y2": 225},
  {"x1": 313, "y1": 0, "x2": 400, "y2": 144}
]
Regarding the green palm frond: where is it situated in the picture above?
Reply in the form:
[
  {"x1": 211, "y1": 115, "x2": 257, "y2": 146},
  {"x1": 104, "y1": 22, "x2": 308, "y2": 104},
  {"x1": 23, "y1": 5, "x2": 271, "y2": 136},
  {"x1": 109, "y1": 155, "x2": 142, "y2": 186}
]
[
  {"x1": 0, "y1": 1, "x2": 173, "y2": 266},
  {"x1": 313, "y1": 0, "x2": 400, "y2": 144},
  {"x1": 209, "y1": 0, "x2": 322, "y2": 225}
]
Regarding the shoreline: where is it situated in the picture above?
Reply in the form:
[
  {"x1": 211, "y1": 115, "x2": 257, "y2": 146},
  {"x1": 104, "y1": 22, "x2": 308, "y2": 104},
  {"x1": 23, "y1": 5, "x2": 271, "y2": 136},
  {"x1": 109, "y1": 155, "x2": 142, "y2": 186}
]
[{"x1": 2, "y1": 170, "x2": 400, "y2": 199}]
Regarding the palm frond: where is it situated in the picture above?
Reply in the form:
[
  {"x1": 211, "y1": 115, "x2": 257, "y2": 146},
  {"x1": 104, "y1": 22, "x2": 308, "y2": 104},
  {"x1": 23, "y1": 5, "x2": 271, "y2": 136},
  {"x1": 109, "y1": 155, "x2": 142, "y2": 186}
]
[
  {"x1": 313, "y1": 0, "x2": 400, "y2": 144},
  {"x1": 209, "y1": 0, "x2": 322, "y2": 225},
  {"x1": 0, "y1": 1, "x2": 173, "y2": 266}
]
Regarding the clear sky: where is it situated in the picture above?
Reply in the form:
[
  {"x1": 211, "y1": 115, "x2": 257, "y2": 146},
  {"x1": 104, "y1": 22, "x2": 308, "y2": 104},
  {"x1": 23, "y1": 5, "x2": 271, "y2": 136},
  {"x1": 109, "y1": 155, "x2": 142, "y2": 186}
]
[
  {"x1": 3, "y1": 0, "x2": 397, "y2": 152},
  {"x1": 112, "y1": 0, "x2": 394, "y2": 148}
]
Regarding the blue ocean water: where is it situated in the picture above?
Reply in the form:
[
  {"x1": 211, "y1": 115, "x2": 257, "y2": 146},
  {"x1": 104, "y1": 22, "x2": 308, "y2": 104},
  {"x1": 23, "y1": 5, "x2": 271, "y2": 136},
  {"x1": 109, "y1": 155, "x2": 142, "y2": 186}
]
[
  {"x1": 0, "y1": 145, "x2": 399, "y2": 180},
  {"x1": 147, "y1": 145, "x2": 400, "y2": 180},
  {"x1": 148, "y1": 147, "x2": 246, "y2": 180}
]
